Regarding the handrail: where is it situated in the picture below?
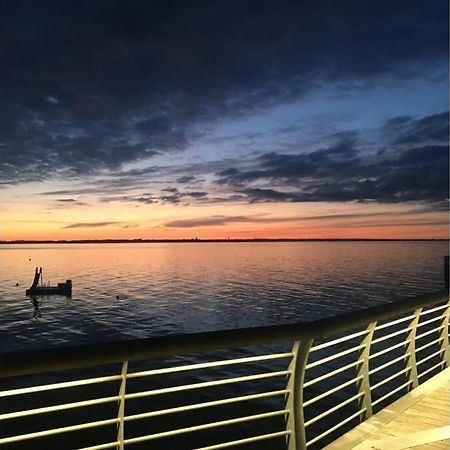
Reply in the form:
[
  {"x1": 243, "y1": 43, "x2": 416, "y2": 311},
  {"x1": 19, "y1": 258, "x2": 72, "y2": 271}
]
[
  {"x1": 1, "y1": 289, "x2": 447, "y2": 378},
  {"x1": 1, "y1": 285, "x2": 448, "y2": 449}
]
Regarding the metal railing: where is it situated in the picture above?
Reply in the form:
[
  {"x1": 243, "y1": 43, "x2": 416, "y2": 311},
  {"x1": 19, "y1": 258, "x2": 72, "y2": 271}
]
[{"x1": 0, "y1": 288, "x2": 449, "y2": 449}]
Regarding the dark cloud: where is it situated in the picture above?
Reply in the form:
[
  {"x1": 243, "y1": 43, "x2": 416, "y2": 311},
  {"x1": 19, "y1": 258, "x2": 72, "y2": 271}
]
[
  {"x1": 383, "y1": 112, "x2": 449, "y2": 146},
  {"x1": 238, "y1": 188, "x2": 304, "y2": 203},
  {"x1": 165, "y1": 215, "x2": 251, "y2": 228},
  {"x1": 0, "y1": 1, "x2": 447, "y2": 183},
  {"x1": 51, "y1": 197, "x2": 87, "y2": 207},
  {"x1": 63, "y1": 221, "x2": 120, "y2": 228},
  {"x1": 216, "y1": 112, "x2": 449, "y2": 205},
  {"x1": 164, "y1": 209, "x2": 441, "y2": 228},
  {"x1": 185, "y1": 191, "x2": 207, "y2": 198},
  {"x1": 216, "y1": 133, "x2": 360, "y2": 185},
  {"x1": 176, "y1": 175, "x2": 197, "y2": 184}
]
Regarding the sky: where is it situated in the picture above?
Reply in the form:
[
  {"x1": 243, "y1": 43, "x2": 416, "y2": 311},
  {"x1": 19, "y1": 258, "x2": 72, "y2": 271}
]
[{"x1": 0, "y1": 0, "x2": 448, "y2": 240}]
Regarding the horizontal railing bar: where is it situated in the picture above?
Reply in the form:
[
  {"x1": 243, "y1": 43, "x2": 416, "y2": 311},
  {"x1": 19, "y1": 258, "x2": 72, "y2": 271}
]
[
  {"x1": 418, "y1": 361, "x2": 446, "y2": 379},
  {"x1": 416, "y1": 337, "x2": 444, "y2": 353},
  {"x1": 306, "y1": 408, "x2": 366, "y2": 447},
  {"x1": 375, "y1": 314, "x2": 415, "y2": 331},
  {"x1": 372, "y1": 380, "x2": 413, "y2": 407},
  {"x1": 124, "y1": 390, "x2": 289, "y2": 422},
  {"x1": 0, "y1": 417, "x2": 119, "y2": 445},
  {"x1": 309, "y1": 330, "x2": 368, "y2": 353},
  {"x1": 416, "y1": 349, "x2": 444, "y2": 367},
  {"x1": 371, "y1": 327, "x2": 413, "y2": 345},
  {"x1": 306, "y1": 344, "x2": 365, "y2": 370},
  {"x1": 127, "y1": 353, "x2": 293, "y2": 379},
  {"x1": 120, "y1": 410, "x2": 289, "y2": 445},
  {"x1": 417, "y1": 315, "x2": 445, "y2": 328},
  {"x1": 371, "y1": 368, "x2": 410, "y2": 391},
  {"x1": 416, "y1": 325, "x2": 446, "y2": 341},
  {"x1": 304, "y1": 392, "x2": 364, "y2": 427},
  {"x1": 1, "y1": 290, "x2": 446, "y2": 378},
  {"x1": 0, "y1": 395, "x2": 121, "y2": 421},
  {"x1": 194, "y1": 430, "x2": 291, "y2": 450},
  {"x1": 369, "y1": 353, "x2": 410, "y2": 375},
  {"x1": 125, "y1": 370, "x2": 290, "y2": 400},
  {"x1": 369, "y1": 339, "x2": 411, "y2": 360},
  {"x1": 0, "y1": 374, "x2": 121, "y2": 398},
  {"x1": 420, "y1": 304, "x2": 448, "y2": 316},
  {"x1": 78, "y1": 442, "x2": 118, "y2": 450},
  {"x1": 303, "y1": 360, "x2": 363, "y2": 388},
  {"x1": 303, "y1": 376, "x2": 363, "y2": 407},
  {"x1": 77, "y1": 427, "x2": 292, "y2": 450}
]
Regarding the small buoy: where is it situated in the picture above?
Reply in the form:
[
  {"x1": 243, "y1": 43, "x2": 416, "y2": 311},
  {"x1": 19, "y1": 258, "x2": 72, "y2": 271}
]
[
  {"x1": 15, "y1": 283, "x2": 19, "y2": 287},
  {"x1": 116, "y1": 295, "x2": 120, "y2": 300},
  {"x1": 29, "y1": 258, "x2": 31, "y2": 261}
]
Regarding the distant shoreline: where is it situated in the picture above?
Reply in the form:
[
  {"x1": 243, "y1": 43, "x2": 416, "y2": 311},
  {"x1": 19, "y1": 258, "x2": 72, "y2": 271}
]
[{"x1": 0, "y1": 238, "x2": 448, "y2": 244}]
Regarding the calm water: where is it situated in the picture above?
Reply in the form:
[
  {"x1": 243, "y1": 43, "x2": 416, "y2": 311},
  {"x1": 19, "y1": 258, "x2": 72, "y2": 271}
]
[{"x1": 0, "y1": 241, "x2": 447, "y2": 353}]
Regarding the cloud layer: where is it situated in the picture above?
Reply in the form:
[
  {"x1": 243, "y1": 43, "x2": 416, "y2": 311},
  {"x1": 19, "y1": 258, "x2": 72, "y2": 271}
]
[{"x1": 1, "y1": 1, "x2": 447, "y2": 187}]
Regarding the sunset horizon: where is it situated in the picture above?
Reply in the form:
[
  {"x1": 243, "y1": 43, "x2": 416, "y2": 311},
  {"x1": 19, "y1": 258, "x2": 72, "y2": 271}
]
[{"x1": 1, "y1": 1, "x2": 448, "y2": 241}]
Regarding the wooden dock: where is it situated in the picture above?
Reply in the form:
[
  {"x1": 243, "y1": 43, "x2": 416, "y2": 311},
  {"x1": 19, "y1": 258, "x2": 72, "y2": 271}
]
[{"x1": 326, "y1": 368, "x2": 449, "y2": 449}]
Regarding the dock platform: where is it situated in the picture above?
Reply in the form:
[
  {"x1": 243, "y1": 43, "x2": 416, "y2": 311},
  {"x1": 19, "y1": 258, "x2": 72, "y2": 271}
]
[{"x1": 326, "y1": 368, "x2": 449, "y2": 450}]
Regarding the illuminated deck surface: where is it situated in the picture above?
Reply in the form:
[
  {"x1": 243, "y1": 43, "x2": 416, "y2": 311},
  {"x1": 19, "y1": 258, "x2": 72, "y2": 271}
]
[{"x1": 326, "y1": 368, "x2": 449, "y2": 450}]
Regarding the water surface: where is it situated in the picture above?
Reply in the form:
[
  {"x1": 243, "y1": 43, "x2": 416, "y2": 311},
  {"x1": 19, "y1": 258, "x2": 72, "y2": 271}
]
[{"x1": 0, "y1": 241, "x2": 447, "y2": 352}]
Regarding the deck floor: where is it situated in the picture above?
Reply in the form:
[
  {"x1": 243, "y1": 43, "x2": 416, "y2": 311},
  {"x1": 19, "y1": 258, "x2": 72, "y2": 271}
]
[{"x1": 326, "y1": 368, "x2": 449, "y2": 450}]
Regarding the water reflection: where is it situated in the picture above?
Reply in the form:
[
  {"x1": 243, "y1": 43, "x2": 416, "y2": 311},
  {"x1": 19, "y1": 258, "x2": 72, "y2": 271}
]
[{"x1": 30, "y1": 296, "x2": 42, "y2": 319}]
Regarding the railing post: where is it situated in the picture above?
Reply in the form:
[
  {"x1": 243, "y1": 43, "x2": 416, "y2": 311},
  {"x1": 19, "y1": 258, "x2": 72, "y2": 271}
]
[
  {"x1": 439, "y1": 300, "x2": 450, "y2": 368},
  {"x1": 285, "y1": 339, "x2": 313, "y2": 450},
  {"x1": 356, "y1": 321, "x2": 376, "y2": 421},
  {"x1": 117, "y1": 360, "x2": 128, "y2": 450},
  {"x1": 405, "y1": 308, "x2": 422, "y2": 390}
]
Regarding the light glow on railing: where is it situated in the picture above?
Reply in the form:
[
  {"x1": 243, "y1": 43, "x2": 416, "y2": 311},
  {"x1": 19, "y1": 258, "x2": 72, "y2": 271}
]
[
  {"x1": 416, "y1": 325, "x2": 446, "y2": 341},
  {"x1": 372, "y1": 380, "x2": 413, "y2": 407},
  {"x1": 309, "y1": 330, "x2": 368, "y2": 353},
  {"x1": 124, "y1": 389, "x2": 289, "y2": 422},
  {"x1": 369, "y1": 353, "x2": 411, "y2": 375},
  {"x1": 371, "y1": 327, "x2": 413, "y2": 345},
  {"x1": 304, "y1": 392, "x2": 364, "y2": 427},
  {"x1": 305, "y1": 344, "x2": 365, "y2": 369},
  {"x1": 371, "y1": 368, "x2": 410, "y2": 391},
  {"x1": 195, "y1": 430, "x2": 291, "y2": 450},
  {"x1": 416, "y1": 336, "x2": 444, "y2": 353},
  {"x1": 305, "y1": 408, "x2": 367, "y2": 447},
  {"x1": 303, "y1": 359, "x2": 363, "y2": 387},
  {"x1": 127, "y1": 352, "x2": 294, "y2": 379},
  {"x1": 369, "y1": 338, "x2": 411, "y2": 360},
  {"x1": 418, "y1": 360, "x2": 446, "y2": 379},
  {"x1": 125, "y1": 370, "x2": 291, "y2": 400},
  {"x1": 303, "y1": 376, "x2": 364, "y2": 407},
  {"x1": 0, "y1": 374, "x2": 122, "y2": 398}
]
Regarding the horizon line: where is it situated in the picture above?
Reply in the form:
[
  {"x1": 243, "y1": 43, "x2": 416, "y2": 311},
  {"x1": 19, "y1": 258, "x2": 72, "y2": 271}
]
[{"x1": 1, "y1": 238, "x2": 449, "y2": 244}]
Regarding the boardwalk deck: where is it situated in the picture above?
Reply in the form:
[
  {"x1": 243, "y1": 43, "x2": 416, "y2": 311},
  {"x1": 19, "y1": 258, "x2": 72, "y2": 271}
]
[{"x1": 326, "y1": 368, "x2": 449, "y2": 450}]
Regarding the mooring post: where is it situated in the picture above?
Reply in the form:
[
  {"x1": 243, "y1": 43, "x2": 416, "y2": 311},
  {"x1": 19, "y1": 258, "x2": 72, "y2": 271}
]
[{"x1": 445, "y1": 256, "x2": 449, "y2": 291}]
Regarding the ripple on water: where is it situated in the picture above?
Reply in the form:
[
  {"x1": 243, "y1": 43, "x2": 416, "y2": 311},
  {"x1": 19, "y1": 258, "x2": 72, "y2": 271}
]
[{"x1": 0, "y1": 241, "x2": 447, "y2": 352}]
